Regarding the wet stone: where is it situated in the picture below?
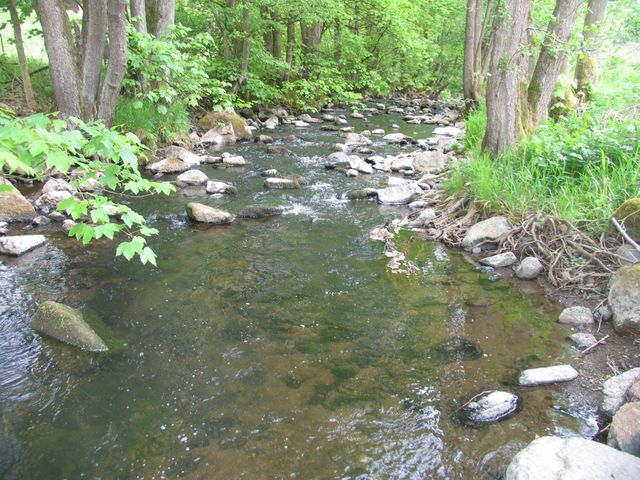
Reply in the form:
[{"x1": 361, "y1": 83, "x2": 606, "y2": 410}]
[
  {"x1": 559, "y1": 306, "x2": 594, "y2": 327},
  {"x1": 459, "y1": 390, "x2": 520, "y2": 424},
  {"x1": 0, "y1": 235, "x2": 47, "y2": 256},
  {"x1": 519, "y1": 365, "x2": 578, "y2": 386},
  {"x1": 568, "y1": 333, "x2": 597, "y2": 349}
]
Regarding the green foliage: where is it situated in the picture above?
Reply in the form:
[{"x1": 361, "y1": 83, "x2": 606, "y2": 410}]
[
  {"x1": 0, "y1": 54, "x2": 53, "y2": 110},
  {"x1": 0, "y1": 110, "x2": 174, "y2": 265}
]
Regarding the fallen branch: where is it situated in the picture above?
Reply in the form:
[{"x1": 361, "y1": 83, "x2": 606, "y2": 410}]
[
  {"x1": 611, "y1": 217, "x2": 640, "y2": 254},
  {"x1": 578, "y1": 335, "x2": 610, "y2": 357}
]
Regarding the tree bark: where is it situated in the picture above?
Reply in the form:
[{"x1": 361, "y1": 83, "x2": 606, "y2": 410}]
[
  {"x1": 527, "y1": 0, "x2": 584, "y2": 128},
  {"x1": 271, "y1": 12, "x2": 282, "y2": 59},
  {"x1": 80, "y1": 0, "x2": 107, "y2": 120},
  {"x1": 233, "y1": 0, "x2": 250, "y2": 92},
  {"x1": 97, "y1": 0, "x2": 128, "y2": 126},
  {"x1": 37, "y1": 0, "x2": 82, "y2": 119},
  {"x1": 463, "y1": 0, "x2": 482, "y2": 105},
  {"x1": 482, "y1": 0, "x2": 532, "y2": 156},
  {"x1": 261, "y1": 6, "x2": 273, "y2": 55},
  {"x1": 286, "y1": 20, "x2": 295, "y2": 66},
  {"x1": 575, "y1": 0, "x2": 607, "y2": 101},
  {"x1": 130, "y1": 0, "x2": 147, "y2": 33},
  {"x1": 146, "y1": 0, "x2": 175, "y2": 38},
  {"x1": 300, "y1": 22, "x2": 323, "y2": 57},
  {"x1": 8, "y1": 0, "x2": 37, "y2": 111}
]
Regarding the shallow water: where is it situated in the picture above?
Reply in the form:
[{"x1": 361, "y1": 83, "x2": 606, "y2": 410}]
[{"x1": 0, "y1": 109, "x2": 597, "y2": 479}]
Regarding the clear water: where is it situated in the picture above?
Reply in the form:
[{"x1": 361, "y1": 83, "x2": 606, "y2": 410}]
[{"x1": 0, "y1": 111, "x2": 597, "y2": 479}]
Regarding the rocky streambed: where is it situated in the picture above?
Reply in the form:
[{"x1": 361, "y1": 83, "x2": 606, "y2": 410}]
[{"x1": 0, "y1": 99, "x2": 636, "y2": 479}]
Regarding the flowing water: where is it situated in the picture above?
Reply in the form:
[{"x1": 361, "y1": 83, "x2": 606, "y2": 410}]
[{"x1": 0, "y1": 110, "x2": 597, "y2": 479}]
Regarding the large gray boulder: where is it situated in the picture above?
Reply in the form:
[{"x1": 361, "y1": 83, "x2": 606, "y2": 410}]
[
  {"x1": 413, "y1": 151, "x2": 447, "y2": 174},
  {"x1": 146, "y1": 158, "x2": 189, "y2": 174},
  {"x1": 157, "y1": 146, "x2": 202, "y2": 167},
  {"x1": 186, "y1": 203, "x2": 234, "y2": 225},
  {"x1": 377, "y1": 180, "x2": 422, "y2": 205},
  {"x1": 505, "y1": 436, "x2": 640, "y2": 480},
  {"x1": 519, "y1": 365, "x2": 578, "y2": 386},
  {"x1": 0, "y1": 235, "x2": 47, "y2": 256},
  {"x1": 608, "y1": 265, "x2": 640, "y2": 333},
  {"x1": 461, "y1": 216, "x2": 510, "y2": 250},
  {"x1": 609, "y1": 402, "x2": 640, "y2": 455},
  {"x1": 558, "y1": 306, "x2": 594, "y2": 327},
  {"x1": 0, "y1": 178, "x2": 36, "y2": 222},
  {"x1": 176, "y1": 170, "x2": 209, "y2": 186},
  {"x1": 602, "y1": 368, "x2": 640, "y2": 417},
  {"x1": 34, "y1": 190, "x2": 73, "y2": 214},
  {"x1": 343, "y1": 133, "x2": 372, "y2": 146},
  {"x1": 31, "y1": 301, "x2": 108, "y2": 352}
]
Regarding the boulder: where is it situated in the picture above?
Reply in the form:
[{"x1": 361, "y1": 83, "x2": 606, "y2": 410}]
[
  {"x1": 612, "y1": 198, "x2": 640, "y2": 240},
  {"x1": 609, "y1": 402, "x2": 640, "y2": 455},
  {"x1": 628, "y1": 380, "x2": 640, "y2": 402},
  {"x1": 377, "y1": 181, "x2": 422, "y2": 205},
  {"x1": 186, "y1": 203, "x2": 234, "y2": 225},
  {"x1": 31, "y1": 301, "x2": 108, "y2": 352},
  {"x1": 256, "y1": 135, "x2": 274, "y2": 144},
  {"x1": 559, "y1": 306, "x2": 594, "y2": 327},
  {"x1": 350, "y1": 111, "x2": 365, "y2": 119},
  {"x1": 220, "y1": 154, "x2": 246, "y2": 167},
  {"x1": 325, "y1": 152, "x2": 352, "y2": 170},
  {"x1": 609, "y1": 265, "x2": 640, "y2": 333},
  {"x1": 568, "y1": 333, "x2": 597, "y2": 348},
  {"x1": 516, "y1": 257, "x2": 544, "y2": 280},
  {"x1": 0, "y1": 178, "x2": 36, "y2": 222},
  {"x1": 413, "y1": 151, "x2": 447, "y2": 174},
  {"x1": 407, "y1": 208, "x2": 437, "y2": 228},
  {"x1": 460, "y1": 391, "x2": 519, "y2": 423},
  {"x1": 0, "y1": 235, "x2": 47, "y2": 256},
  {"x1": 519, "y1": 365, "x2": 578, "y2": 386},
  {"x1": 383, "y1": 133, "x2": 407, "y2": 143},
  {"x1": 237, "y1": 205, "x2": 286, "y2": 219},
  {"x1": 197, "y1": 111, "x2": 252, "y2": 140},
  {"x1": 480, "y1": 252, "x2": 518, "y2": 268},
  {"x1": 264, "y1": 178, "x2": 300, "y2": 190},
  {"x1": 390, "y1": 155, "x2": 415, "y2": 172},
  {"x1": 157, "y1": 146, "x2": 201, "y2": 167},
  {"x1": 461, "y1": 216, "x2": 510, "y2": 250},
  {"x1": 602, "y1": 368, "x2": 640, "y2": 417},
  {"x1": 616, "y1": 244, "x2": 640, "y2": 265},
  {"x1": 41, "y1": 178, "x2": 73, "y2": 195},
  {"x1": 176, "y1": 170, "x2": 209, "y2": 186},
  {"x1": 0, "y1": 221, "x2": 7, "y2": 235},
  {"x1": 146, "y1": 158, "x2": 189, "y2": 174},
  {"x1": 62, "y1": 219, "x2": 76, "y2": 233},
  {"x1": 505, "y1": 436, "x2": 640, "y2": 480},
  {"x1": 343, "y1": 133, "x2": 372, "y2": 146},
  {"x1": 199, "y1": 123, "x2": 237, "y2": 144},
  {"x1": 206, "y1": 181, "x2": 237, "y2": 195},
  {"x1": 34, "y1": 190, "x2": 73, "y2": 214},
  {"x1": 346, "y1": 169, "x2": 359, "y2": 177},
  {"x1": 294, "y1": 121, "x2": 310, "y2": 128},
  {"x1": 372, "y1": 129, "x2": 385, "y2": 135},
  {"x1": 298, "y1": 113, "x2": 322, "y2": 124},
  {"x1": 261, "y1": 169, "x2": 278, "y2": 177},
  {"x1": 347, "y1": 188, "x2": 378, "y2": 201},
  {"x1": 433, "y1": 126, "x2": 463, "y2": 137}
]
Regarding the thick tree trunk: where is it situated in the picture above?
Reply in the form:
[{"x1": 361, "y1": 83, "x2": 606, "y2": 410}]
[
  {"x1": 146, "y1": 0, "x2": 175, "y2": 38},
  {"x1": 36, "y1": 0, "x2": 82, "y2": 119},
  {"x1": 527, "y1": 0, "x2": 583, "y2": 128},
  {"x1": 482, "y1": 0, "x2": 532, "y2": 156},
  {"x1": 8, "y1": 0, "x2": 37, "y2": 111},
  {"x1": 130, "y1": 0, "x2": 147, "y2": 33},
  {"x1": 300, "y1": 22, "x2": 323, "y2": 57},
  {"x1": 97, "y1": 0, "x2": 127, "y2": 126},
  {"x1": 271, "y1": 13, "x2": 282, "y2": 59},
  {"x1": 80, "y1": 0, "x2": 107, "y2": 120},
  {"x1": 575, "y1": 0, "x2": 607, "y2": 101}
]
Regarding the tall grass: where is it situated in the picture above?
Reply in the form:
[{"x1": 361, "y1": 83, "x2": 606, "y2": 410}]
[{"x1": 448, "y1": 45, "x2": 640, "y2": 234}]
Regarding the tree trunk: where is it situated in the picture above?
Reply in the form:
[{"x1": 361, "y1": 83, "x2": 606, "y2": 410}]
[
  {"x1": 272, "y1": 13, "x2": 282, "y2": 59},
  {"x1": 146, "y1": 0, "x2": 175, "y2": 38},
  {"x1": 36, "y1": 0, "x2": 82, "y2": 119},
  {"x1": 286, "y1": 21, "x2": 295, "y2": 66},
  {"x1": 300, "y1": 22, "x2": 322, "y2": 57},
  {"x1": 463, "y1": 0, "x2": 482, "y2": 105},
  {"x1": 130, "y1": 0, "x2": 147, "y2": 33},
  {"x1": 80, "y1": 0, "x2": 107, "y2": 120},
  {"x1": 482, "y1": 0, "x2": 532, "y2": 156},
  {"x1": 261, "y1": 6, "x2": 273, "y2": 55},
  {"x1": 233, "y1": 0, "x2": 250, "y2": 92},
  {"x1": 8, "y1": 0, "x2": 37, "y2": 111},
  {"x1": 97, "y1": 0, "x2": 127, "y2": 126},
  {"x1": 526, "y1": 0, "x2": 583, "y2": 128},
  {"x1": 575, "y1": 0, "x2": 607, "y2": 101}
]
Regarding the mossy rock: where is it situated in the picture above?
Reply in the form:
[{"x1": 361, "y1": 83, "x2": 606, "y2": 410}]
[
  {"x1": 31, "y1": 301, "x2": 109, "y2": 352},
  {"x1": 197, "y1": 111, "x2": 252, "y2": 140},
  {"x1": 613, "y1": 199, "x2": 640, "y2": 241}
]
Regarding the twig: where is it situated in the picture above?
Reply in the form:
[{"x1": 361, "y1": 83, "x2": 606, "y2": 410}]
[
  {"x1": 578, "y1": 335, "x2": 610, "y2": 357},
  {"x1": 611, "y1": 217, "x2": 640, "y2": 253}
]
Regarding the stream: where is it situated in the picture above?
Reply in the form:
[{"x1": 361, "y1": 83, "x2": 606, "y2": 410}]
[{"x1": 0, "y1": 108, "x2": 598, "y2": 479}]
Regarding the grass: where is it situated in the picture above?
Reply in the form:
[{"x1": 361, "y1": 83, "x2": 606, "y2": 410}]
[{"x1": 447, "y1": 43, "x2": 640, "y2": 234}]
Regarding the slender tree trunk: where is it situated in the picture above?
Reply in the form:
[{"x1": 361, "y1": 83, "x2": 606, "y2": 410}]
[
  {"x1": 80, "y1": 0, "x2": 107, "y2": 120},
  {"x1": 463, "y1": 0, "x2": 482, "y2": 105},
  {"x1": 261, "y1": 6, "x2": 273, "y2": 55},
  {"x1": 8, "y1": 0, "x2": 37, "y2": 111},
  {"x1": 130, "y1": 0, "x2": 147, "y2": 33},
  {"x1": 233, "y1": 0, "x2": 250, "y2": 92},
  {"x1": 286, "y1": 21, "x2": 295, "y2": 66},
  {"x1": 526, "y1": 0, "x2": 584, "y2": 128},
  {"x1": 36, "y1": 0, "x2": 82, "y2": 119},
  {"x1": 482, "y1": 0, "x2": 532, "y2": 156},
  {"x1": 575, "y1": 0, "x2": 607, "y2": 101},
  {"x1": 272, "y1": 13, "x2": 282, "y2": 59},
  {"x1": 97, "y1": 0, "x2": 127, "y2": 126}
]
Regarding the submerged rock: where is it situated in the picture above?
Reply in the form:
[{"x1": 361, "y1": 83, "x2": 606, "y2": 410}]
[
  {"x1": 602, "y1": 368, "x2": 640, "y2": 417},
  {"x1": 0, "y1": 178, "x2": 36, "y2": 222},
  {"x1": 608, "y1": 265, "x2": 640, "y2": 333},
  {"x1": 186, "y1": 203, "x2": 234, "y2": 225},
  {"x1": 479, "y1": 252, "x2": 518, "y2": 268},
  {"x1": 461, "y1": 216, "x2": 510, "y2": 250},
  {"x1": 237, "y1": 205, "x2": 287, "y2": 219},
  {"x1": 31, "y1": 301, "x2": 108, "y2": 352},
  {"x1": 429, "y1": 337, "x2": 483, "y2": 363},
  {"x1": 348, "y1": 188, "x2": 378, "y2": 201},
  {"x1": 559, "y1": 306, "x2": 594, "y2": 327},
  {"x1": 519, "y1": 365, "x2": 578, "y2": 386},
  {"x1": 609, "y1": 402, "x2": 640, "y2": 455},
  {"x1": 460, "y1": 391, "x2": 519, "y2": 424},
  {"x1": 0, "y1": 235, "x2": 47, "y2": 256},
  {"x1": 505, "y1": 436, "x2": 640, "y2": 480},
  {"x1": 264, "y1": 178, "x2": 300, "y2": 190}
]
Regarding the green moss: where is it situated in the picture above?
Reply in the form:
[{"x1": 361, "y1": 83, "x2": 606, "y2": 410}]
[{"x1": 196, "y1": 111, "x2": 251, "y2": 140}]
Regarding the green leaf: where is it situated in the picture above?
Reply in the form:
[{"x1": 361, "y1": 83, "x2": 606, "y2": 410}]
[
  {"x1": 121, "y1": 211, "x2": 145, "y2": 228},
  {"x1": 139, "y1": 246, "x2": 157, "y2": 266}
]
